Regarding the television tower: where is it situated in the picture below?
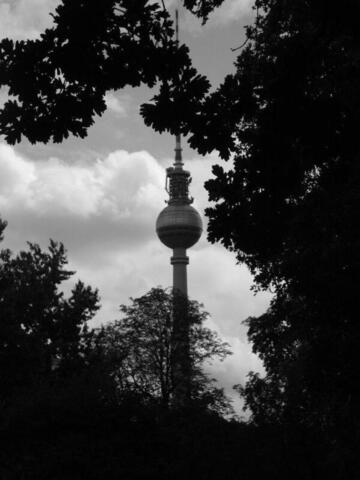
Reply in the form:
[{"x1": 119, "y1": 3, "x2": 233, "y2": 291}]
[
  {"x1": 156, "y1": 11, "x2": 203, "y2": 405},
  {"x1": 156, "y1": 132, "x2": 203, "y2": 405},
  {"x1": 156, "y1": 133, "x2": 203, "y2": 296}
]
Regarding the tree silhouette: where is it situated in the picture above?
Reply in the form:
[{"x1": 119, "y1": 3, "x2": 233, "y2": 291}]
[
  {"x1": 0, "y1": 222, "x2": 100, "y2": 400},
  {"x1": 0, "y1": 0, "x2": 221, "y2": 144},
  {"x1": 93, "y1": 287, "x2": 233, "y2": 416},
  {"x1": 207, "y1": 2, "x2": 360, "y2": 474}
]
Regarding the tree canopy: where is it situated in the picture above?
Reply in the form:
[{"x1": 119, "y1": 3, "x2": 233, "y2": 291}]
[
  {"x1": 0, "y1": 224, "x2": 100, "y2": 400},
  {"x1": 93, "y1": 287, "x2": 233, "y2": 415},
  {"x1": 0, "y1": 0, "x2": 225, "y2": 144},
  {"x1": 213, "y1": 2, "x2": 360, "y2": 473},
  {"x1": 0, "y1": 225, "x2": 250, "y2": 480}
]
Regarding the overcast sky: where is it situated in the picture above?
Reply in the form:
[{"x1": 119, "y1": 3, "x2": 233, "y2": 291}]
[{"x1": 0, "y1": 0, "x2": 271, "y2": 415}]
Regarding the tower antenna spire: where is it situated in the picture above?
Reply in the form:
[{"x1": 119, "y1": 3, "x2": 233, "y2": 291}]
[
  {"x1": 174, "y1": 9, "x2": 182, "y2": 168},
  {"x1": 176, "y1": 8, "x2": 179, "y2": 45}
]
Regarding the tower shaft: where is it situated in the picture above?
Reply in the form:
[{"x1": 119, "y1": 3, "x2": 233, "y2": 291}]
[
  {"x1": 155, "y1": 10, "x2": 202, "y2": 407},
  {"x1": 171, "y1": 285, "x2": 191, "y2": 406},
  {"x1": 171, "y1": 247, "x2": 189, "y2": 297}
]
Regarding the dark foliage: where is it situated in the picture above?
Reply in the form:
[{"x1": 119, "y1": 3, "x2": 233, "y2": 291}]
[
  {"x1": 0, "y1": 225, "x2": 246, "y2": 479},
  {"x1": 0, "y1": 227, "x2": 100, "y2": 401},
  {"x1": 205, "y1": 0, "x2": 360, "y2": 280},
  {"x1": 199, "y1": 1, "x2": 360, "y2": 476},
  {"x1": 2, "y1": 385, "x2": 352, "y2": 480},
  {"x1": 0, "y1": 393, "x2": 266, "y2": 480},
  {"x1": 92, "y1": 287, "x2": 233, "y2": 415},
  {"x1": 0, "y1": 0, "x2": 222, "y2": 144}
]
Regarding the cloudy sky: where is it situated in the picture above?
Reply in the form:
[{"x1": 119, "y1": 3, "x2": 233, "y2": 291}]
[{"x1": 0, "y1": 0, "x2": 271, "y2": 415}]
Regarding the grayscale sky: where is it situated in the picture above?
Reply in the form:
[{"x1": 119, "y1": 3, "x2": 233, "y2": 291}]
[{"x1": 0, "y1": 0, "x2": 271, "y2": 414}]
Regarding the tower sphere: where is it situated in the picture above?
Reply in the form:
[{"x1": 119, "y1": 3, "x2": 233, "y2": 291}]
[{"x1": 156, "y1": 204, "x2": 203, "y2": 249}]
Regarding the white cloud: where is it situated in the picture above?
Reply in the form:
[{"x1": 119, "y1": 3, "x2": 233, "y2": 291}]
[
  {"x1": 214, "y1": 0, "x2": 254, "y2": 24},
  {"x1": 0, "y1": 145, "x2": 164, "y2": 219},
  {"x1": 0, "y1": 0, "x2": 59, "y2": 40},
  {"x1": 105, "y1": 92, "x2": 129, "y2": 118},
  {"x1": 0, "y1": 144, "x2": 35, "y2": 202}
]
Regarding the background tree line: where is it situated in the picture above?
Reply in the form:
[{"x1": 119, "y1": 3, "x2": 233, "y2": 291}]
[
  {"x1": 0, "y1": 220, "x2": 334, "y2": 479},
  {"x1": 0, "y1": 220, "x2": 239, "y2": 478}
]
